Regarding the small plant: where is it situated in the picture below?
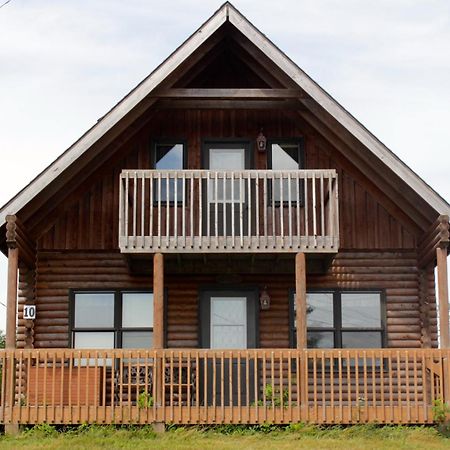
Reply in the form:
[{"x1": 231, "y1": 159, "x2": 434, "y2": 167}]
[
  {"x1": 137, "y1": 391, "x2": 154, "y2": 409},
  {"x1": 24, "y1": 423, "x2": 58, "y2": 437},
  {"x1": 198, "y1": 423, "x2": 281, "y2": 435},
  {"x1": 208, "y1": 424, "x2": 251, "y2": 435},
  {"x1": 252, "y1": 384, "x2": 290, "y2": 408},
  {"x1": 287, "y1": 422, "x2": 322, "y2": 435},
  {"x1": 264, "y1": 383, "x2": 289, "y2": 407},
  {"x1": 19, "y1": 393, "x2": 27, "y2": 406},
  {"x1": 75, "y1": 423, "x2": 92, "y2": 434},
  {"x1": 253, "y1": 422, "x2": 280, "y2": 433},
  {"x1": 432, "y1": 399, "x2": 450, "y2": 437}
]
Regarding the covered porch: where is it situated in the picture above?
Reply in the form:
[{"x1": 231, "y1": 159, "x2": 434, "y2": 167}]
[{"x1": 0, "y1": 240, "x2": 449, "y2": 426}]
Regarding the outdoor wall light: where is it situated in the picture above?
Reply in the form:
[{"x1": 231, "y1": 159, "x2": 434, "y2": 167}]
[
  {"x1": 260, "y1": 286, "x2": 271, "y2": 310},
  {"x1": 256, "y1": 128, "x2": 267, "y2": 152}
]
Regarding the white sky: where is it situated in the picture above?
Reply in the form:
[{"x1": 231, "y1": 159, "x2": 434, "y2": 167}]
[{"x1": 0, "y1": 0, "x2": 449, "y2": 332}]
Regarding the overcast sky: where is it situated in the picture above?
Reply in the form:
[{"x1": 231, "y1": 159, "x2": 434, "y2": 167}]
[{"x1": 0, "y1": 0, "x2": 449, "y2": 332}]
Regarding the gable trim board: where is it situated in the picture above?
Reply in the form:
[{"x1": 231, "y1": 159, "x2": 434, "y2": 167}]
[{"x1": 0, "y1": 2, "x2": 448, "y2": 233}]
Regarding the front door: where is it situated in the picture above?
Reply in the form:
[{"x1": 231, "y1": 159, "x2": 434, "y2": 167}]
[
  {"x1": 202, "y1": 142, "x2": 251, "y2": 238},
  {"x1": 199, "y1": 289, "x2": 258, "y2": 406}
]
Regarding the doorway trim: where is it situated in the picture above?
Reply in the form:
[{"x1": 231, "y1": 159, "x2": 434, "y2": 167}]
[{"x1": 198, "y1": 286, "x2": 260, "y2": 349}]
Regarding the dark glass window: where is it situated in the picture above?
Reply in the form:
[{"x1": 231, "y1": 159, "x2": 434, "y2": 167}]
[
  {"x1": 290, "y1": 290, "x2": 385, "y2": 348},
  {"x1": 268, "y1": 141, "x2": 303, "y2": 202},
  {"x1": 154, "y1": 142, "x2": 185, "y2": 202},
  {"x1": 71, "y1": 291, "x2": 154, "y2": 349},
  {"x1": 155, "y1": 143, "x2": 184, "y2": 170},
  {"x1": 270, "y1": 142, "x2": 302, "y2": 170},
  {"x1": 341, "y1": 292, "x2": 381, "y2": 328},
  {"x1": 308, "y1": 331, "x2": 334, "y2": 349},
  {"x1": 341, "y1": 331, "x2": 382, "y2": 349}
]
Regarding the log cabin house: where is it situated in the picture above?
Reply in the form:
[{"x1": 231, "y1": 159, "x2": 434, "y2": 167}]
[{"x1": 0, "y1": 2, "x2": 449, "y2": 430}]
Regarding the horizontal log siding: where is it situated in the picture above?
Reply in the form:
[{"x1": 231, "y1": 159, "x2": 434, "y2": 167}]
[
  {"x1": 17, "y1": 265, "x2": 35, "y2": 349},
  {"x1": 37, "y1": 110, "x2": 416, "y2": 251},
  {"x1": 32, "y1": 250, "x2": 436, "y2": 349}
]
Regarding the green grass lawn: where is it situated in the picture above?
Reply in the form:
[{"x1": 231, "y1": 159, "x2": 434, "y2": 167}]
[{"x1": 0, "y1": 424, "x2": 448, "y2": 449}]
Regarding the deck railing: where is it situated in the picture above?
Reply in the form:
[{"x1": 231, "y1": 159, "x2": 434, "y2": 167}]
[
  {"x1": 118, "y1": 169, "x2": 339, "y2": 253},
  {"x1": 1, "y1": 348, "x2": 448, "y2": 425}
]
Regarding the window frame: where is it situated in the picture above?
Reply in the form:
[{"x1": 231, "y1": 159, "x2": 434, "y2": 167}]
[
  {"x1": 267, "y1": 138, "x2": 305, "y2": 206},
  {"x1": 151, "y1": 139, "x2": 188, "y2": 206},
  {"x1": 288, "y1": 288, "x2": 387, "y2": 349},
  {"x1": 69, "y1": 288, "x2": 156, "y2": 349}
]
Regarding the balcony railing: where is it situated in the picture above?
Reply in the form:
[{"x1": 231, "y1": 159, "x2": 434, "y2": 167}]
[
  {"x1": 0, "y1": 348, "x2": 448, "y2": 425},
  {"x1": 119, "y1": 169, "x2": 339, "y2": 253}
]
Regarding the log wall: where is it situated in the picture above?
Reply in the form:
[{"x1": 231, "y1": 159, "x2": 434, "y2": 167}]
[
  {"x1": 28, "y1": 250, "x2": 436, "y2": 349},
  {"x1": 17, "y1": 264, "x2": 35, "y2": 349}
]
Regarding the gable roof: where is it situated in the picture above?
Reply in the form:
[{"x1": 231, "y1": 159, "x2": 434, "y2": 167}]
[{"x1": 1, "y1": 2, "x2": 449, "y2": 231}]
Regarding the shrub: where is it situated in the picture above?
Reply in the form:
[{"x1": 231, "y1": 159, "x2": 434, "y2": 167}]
[
  {"x1": 432, "y1": 399, "x2": 450, "y2": 437},
  {"x1": 264, "y1": 383, "x2": 289, "y2": 407},
  {"x1": 24, "y1": 423, "x2": 58, "y2": 437},
  {"x1": 137, "y1": 391, "x2": 154, "y2": 409}
]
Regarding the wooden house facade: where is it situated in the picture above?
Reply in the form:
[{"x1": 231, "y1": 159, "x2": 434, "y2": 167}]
[{"x1": 0, "y1": 3, "x2": 449, "y2": 430}]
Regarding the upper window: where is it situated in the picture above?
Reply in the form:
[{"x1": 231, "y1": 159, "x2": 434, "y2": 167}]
[
  {"x1": 153, "y1": 141, "x2": 186, "y2": 202},
  {"x1": 71, "y1": 290, "x2": 154, "y2": 349},
  {"x1": 155, "y1": 142, "x2": 184, "y2": 170},
  {"x1": 203, "y1": 141, "x2": 250, "y2": 171},
  {"x1": 203, "y1": 141, "x2": 250, "y2": 203},
  {"x1": 290, "y1": 290, "x2": 385, "y2": 349},
  {"x1": 269, "y1": 141, "x2": 303, "y2": 170},
  {"x1": 268, "y1": 140, "x2": 304, "y2": 202}
]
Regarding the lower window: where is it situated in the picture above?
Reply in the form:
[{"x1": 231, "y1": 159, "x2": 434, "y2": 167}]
[
  {"x1": 290, "y1": 290, "x2": 385, "y2": 348},
  {"x1": 70, "y1": 290, "x2": 154, "y2": 349}
]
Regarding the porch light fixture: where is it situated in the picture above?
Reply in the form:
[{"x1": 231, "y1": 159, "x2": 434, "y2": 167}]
[
  {"x1": 260, "y1": 286, "x2": 270, "y2": 310},
  {"x1": 256, "y1": 129, "x2": 267, "y2": 152}
]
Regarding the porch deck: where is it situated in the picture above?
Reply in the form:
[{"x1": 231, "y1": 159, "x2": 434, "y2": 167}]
[
  {"x1": 1, "y1": 348, "x2": 448, "y2": 426},
  {"x1": 118, "y1": 169, "x2": 339, "y2": 254}
]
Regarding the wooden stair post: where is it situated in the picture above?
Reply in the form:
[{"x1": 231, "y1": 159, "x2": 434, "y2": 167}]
[{"x1": 153, "y1": 253, "x2": 165, "y2": 431}]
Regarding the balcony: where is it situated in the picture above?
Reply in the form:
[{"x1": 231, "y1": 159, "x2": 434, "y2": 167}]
[{"x1": 118, "y1": 169, "x2": 339, "y2": 254}]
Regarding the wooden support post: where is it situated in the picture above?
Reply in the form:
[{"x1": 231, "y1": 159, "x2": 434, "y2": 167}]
[
  {"x1": 5, "y1": 424, "x2": 20, "y2": 436},
  {"x1": 153, "y1": 253, "x2": 164, "y2": 349},
  {"x1": 6, "y1": 247, "x2": 19, "y2": 349},
  {"x1": 295, "y1": 252, "x2": 307, "y2": 349},
  {"x1": 152, "y1": 422, "x2": 165, "y2": 433},
  {"x1": 5, "y1": 217, "x2": 19, "y2": 435},
  {"x1": 436, "y1": 247, "x2": 449, "y2": 348},
  {"x1": 153, "y1": 253, "x2": 165, "y2": 422}
]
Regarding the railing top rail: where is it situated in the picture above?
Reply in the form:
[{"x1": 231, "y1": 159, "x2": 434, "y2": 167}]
[
  {"x1": 1, "y1": 347, "x2": 449, "y2": 358},
  {"x1": 120, "y1": 169, "x2": 338, "y2": 178}
]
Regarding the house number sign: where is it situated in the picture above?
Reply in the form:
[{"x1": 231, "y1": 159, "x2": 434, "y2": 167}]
[{"x1": 23, "y1": 305, "x2": 36, "y2": 320}]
